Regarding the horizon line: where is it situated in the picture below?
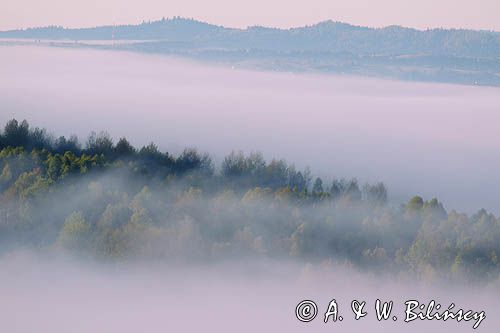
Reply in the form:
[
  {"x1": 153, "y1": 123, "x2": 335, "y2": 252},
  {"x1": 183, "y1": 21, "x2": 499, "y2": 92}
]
[{"x1": 2, "y1": 16, "x2": 499, "y2": 34}]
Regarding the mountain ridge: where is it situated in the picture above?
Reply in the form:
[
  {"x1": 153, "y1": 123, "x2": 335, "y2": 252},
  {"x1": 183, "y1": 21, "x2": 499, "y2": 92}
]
[
  {"x1": 1, "y1": 17, "x2": 499, "y2": 86},
  {"x1": 2, "y1": 17, "x2": 500, "y2": 35}
]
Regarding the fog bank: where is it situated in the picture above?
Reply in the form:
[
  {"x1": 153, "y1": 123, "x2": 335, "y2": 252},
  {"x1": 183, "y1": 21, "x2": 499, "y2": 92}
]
[
  {"x1": 0, "y1": 251, "x2": 498, "y2": 332},
  {"x1": 1, "y1": 46, "x2": 500, "y2": 213}
]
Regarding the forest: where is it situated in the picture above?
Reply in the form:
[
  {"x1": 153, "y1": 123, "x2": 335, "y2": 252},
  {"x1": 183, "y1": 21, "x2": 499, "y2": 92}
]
[
  {"x1": 0, "y1": 119, "x2": 499, "y2": 282},
  {"x1": 2, "y1": 17, "x2": 499, "y2": 86}
]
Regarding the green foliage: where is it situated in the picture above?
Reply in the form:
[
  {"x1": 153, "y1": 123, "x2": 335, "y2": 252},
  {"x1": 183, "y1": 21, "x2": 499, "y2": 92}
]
[
  {"x1": 114, "y1": 137, "x2": 135, "y2": 157},
  {"x1": 58, "y1": 211, "x2": 91, "y2": 251},
  {"x1": 407, "y1": 196, "x2": 424, "y2": 211},
  {"x1": 312, "y1": 177, "x2": 324, "y2": 194},
  {"x1": 0, "y1": 119, "x2": 498, "y2": 281}
]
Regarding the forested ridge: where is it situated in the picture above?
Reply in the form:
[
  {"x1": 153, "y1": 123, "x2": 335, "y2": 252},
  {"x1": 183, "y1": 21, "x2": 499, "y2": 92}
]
[
  {"x1": 2, "y1": 17, "x2": 499, "y2": 86},
  {"x1": 3, "y1": 17, "x2": 499, "y2": 58},
  {"x1": 0, "y1": 119, "x2": 499, "y2": 281}
]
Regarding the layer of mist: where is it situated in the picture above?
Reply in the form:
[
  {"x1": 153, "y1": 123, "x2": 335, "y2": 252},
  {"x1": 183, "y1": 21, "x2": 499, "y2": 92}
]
[
  {"x1": 0, "y1": 252, "x2": 498, "y2": 332},
  {"x1": 2, "y1": 45, "x2": 500, "y2": 333},
  {"x1": 1, "y1": 46, "x2": 499, "y2": 213}
]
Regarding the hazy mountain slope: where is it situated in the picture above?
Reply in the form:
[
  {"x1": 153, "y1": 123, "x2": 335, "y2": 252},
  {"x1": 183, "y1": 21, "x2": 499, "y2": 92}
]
[
  {"x1": 1, "y1": 17, "x2": 499, "y2": 85},
  {"x1": 2, "y1": 18, "x2": 499, "y2": 56}
]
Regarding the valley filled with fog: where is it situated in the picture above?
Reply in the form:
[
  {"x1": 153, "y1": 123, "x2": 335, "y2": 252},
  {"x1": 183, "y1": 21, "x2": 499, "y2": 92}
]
[
  {"x1": 1, "y1": 45, "x2": 499, "y2": 213},
  {"x1": 1, "y1": 252, "x2": 498, "y2": 333},
  {"x1": 1, "y1": 44, "x2": 500, "y2": 333}
]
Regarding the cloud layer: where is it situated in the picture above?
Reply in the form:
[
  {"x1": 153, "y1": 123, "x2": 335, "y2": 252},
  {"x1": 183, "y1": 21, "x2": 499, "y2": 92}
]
[{"x1": 1, "y1": 46, "x2": 500, "y2": 213}]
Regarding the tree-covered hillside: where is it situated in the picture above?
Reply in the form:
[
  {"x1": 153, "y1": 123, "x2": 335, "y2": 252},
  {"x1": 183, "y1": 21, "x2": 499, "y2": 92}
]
[
  {"x1": 0, "y1": 119, "x2": 499, "y2": 281},
  {"x1": 2, "y1": 17, "x2": 499, "y2": 86},
  {"x1": 2, "y1": 17, "x2": 499, "y2": 58}
]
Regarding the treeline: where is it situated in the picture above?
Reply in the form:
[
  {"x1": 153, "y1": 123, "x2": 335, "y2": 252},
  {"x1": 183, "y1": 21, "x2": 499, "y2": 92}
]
[
  {"x1": 2, "y1": 17, "x2": 499, "y2": 58},
  {"x1": 0, "y1": 119, "x2": 212, "y2": 177},
  {"x1": 0, "y1": 119, "x2": 499, "y2": 282},
  {"x1": 0, "y1": 119, "x2": 386, "y2": 199}
]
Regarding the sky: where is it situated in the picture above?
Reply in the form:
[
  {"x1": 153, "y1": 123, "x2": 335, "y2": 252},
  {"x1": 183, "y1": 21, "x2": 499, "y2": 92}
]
[{"x1": 1, "y1": 0, "x2": 499, "y2": 31}]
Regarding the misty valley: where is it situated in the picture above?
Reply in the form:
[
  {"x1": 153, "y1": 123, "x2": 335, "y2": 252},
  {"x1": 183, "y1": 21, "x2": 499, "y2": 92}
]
[
  {"x1": 1, "y1": 4, "x2": 500, "y2": 332},
  {"x1": 0, "y1": 118, "x2": 499, "y2": 284}
]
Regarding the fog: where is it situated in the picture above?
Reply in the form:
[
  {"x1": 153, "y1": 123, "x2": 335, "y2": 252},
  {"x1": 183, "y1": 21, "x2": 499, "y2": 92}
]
[
  {"x1": 1, "y1": 45, "x2": 500, "y2": 214},
  {"x1": 2, "y1": 45, "x2": 500, "y2": 332},
  {"x1": 1, "y1": 251, "x2": 498, "y2": 332}
]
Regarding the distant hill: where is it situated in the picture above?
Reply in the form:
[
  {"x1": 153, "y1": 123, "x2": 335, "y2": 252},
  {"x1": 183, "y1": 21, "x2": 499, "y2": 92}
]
[
  {"x1": 2, "y1": 17, "x2": 499, "y2": 85},
  {"x1": 0, "y1": 18, "x2": 227, "y2": 42}
]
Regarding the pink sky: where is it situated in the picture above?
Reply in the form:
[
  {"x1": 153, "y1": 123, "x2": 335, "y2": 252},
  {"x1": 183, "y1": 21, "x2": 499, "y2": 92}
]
[{"x1": 1, "y1": 0, "x2": 499, "y2": 31}]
